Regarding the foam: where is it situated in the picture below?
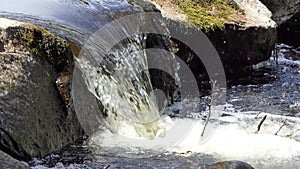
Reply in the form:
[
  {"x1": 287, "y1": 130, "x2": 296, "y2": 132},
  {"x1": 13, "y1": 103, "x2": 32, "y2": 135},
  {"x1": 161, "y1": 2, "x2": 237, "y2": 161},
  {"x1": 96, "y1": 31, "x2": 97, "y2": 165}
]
[{"x1": 92, "y1": 111, "x2": 300, "y2": 168}]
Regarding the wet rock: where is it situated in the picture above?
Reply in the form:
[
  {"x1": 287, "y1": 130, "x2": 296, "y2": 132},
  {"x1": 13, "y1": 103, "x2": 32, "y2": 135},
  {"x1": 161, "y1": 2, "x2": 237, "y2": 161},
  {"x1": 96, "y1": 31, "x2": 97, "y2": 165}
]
[
  {"x1": 162, "y1": 0, "x2": 277, "y2": 79},
  {"x1": 205, "y1": 24, "x2": 276, "y2": 75},
  {"x1": 0, "y1": 18, "x2": 83, "y2": 160},
  {"x1": 215, "y1": 0, "x2": 276, "y2": 74},
  {"x1": 260, "y1": 0, "x2": 300, "y2": 46},
  {"x1": 0, "y1": 150, "x2": 28, "y2": 169},
  {"x1": 259, "y1": 0, "x2": 300, "y2": 25},
  {"x1": 0, "y1": 128, "x2": 31, "y2": 161},
  {"x1": 211, "y1": 160, "x2": 255, "y2": 169}
]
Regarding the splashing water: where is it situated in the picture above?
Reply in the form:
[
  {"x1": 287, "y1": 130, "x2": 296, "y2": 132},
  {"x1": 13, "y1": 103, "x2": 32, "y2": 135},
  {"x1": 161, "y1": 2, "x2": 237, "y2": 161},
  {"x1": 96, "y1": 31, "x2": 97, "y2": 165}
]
[
  {"x1": 91, "y1": 102, "x2": 300, "y2": 169},
  {"x1": 1, "y1": 0, "x2": 298, "y2": 167},
  {"x1": 86, "y1": 44, "x2": 300, "y2": 169},
  {"x1": 77, "y1": 35, "x2": 165, "y2": 139}
]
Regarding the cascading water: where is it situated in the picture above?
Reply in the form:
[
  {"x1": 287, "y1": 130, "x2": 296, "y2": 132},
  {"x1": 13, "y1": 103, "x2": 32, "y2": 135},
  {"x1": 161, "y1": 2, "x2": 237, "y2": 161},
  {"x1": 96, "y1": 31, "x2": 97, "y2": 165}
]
[
  {"x1": 71, "y1": 12, "x2": 185, "y2": 141},
  {"x1": 0, "y1": 0, "x2": 180, "y2": 139},
  {"x1": 1, "y1": 0, "x2": 300, "y2": 168},
  {"x1": 85, "y1": 44, "x2": 300, "y2": 169},
  {"x1": 76, "y1": 35, "x2": 163, "y2": 139}
]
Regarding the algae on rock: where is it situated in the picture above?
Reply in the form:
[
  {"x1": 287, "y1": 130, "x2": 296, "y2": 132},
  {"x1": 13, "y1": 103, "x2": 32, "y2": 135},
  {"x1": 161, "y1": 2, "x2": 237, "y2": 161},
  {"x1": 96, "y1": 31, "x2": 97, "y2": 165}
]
[{"x1": 23, "y1": 26, "x2": 72, "y2": 72}]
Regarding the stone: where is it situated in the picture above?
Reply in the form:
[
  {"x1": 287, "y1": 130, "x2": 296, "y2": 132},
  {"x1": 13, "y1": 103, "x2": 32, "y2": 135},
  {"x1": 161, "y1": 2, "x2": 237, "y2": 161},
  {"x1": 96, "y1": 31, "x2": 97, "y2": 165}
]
[
  {"x1": 0, "y1": 18, "x2": 83, "y2": 160},
  {"x1": 259, "y1": 0, "x2": 300, "y2": 25},
  {"x1": 211, "y1": 160, "x2": 255, "y2": 169},
  {"x1": 148, "y1": 0, "x2": 277, "y2": 79},
  {"x1": 260, "y1": 0, "x2": 300, "y2": 46},
  {"x1": 0, "y1": 150, "x2": 28, "y2": 169}
]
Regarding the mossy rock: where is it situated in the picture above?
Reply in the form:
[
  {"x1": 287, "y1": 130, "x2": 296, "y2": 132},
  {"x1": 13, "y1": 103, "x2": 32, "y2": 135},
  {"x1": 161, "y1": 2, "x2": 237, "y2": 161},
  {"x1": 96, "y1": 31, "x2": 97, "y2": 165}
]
[
  {"x1": 22, "y1": 25, "x2": 73, "y2": 73},
  {"x1": 0, "y1": 21, "x2": 83, "y2": 160},
  {"x1": 173, "y1": 0, "x2": 241, "y2": 32}
]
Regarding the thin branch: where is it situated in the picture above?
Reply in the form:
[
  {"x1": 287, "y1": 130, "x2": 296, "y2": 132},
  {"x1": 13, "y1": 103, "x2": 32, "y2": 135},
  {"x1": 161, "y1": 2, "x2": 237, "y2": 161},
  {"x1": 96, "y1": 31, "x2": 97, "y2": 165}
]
[
  {"x1": 201, "y1": 103, "x2": 211, "y2": 137},
  {"x1": 254, "y1": 115, "x2": 267, "y2": 134},
  {"x1": 274, "y1": 45, "x2": 278, "y2": 65},
  {"x1": 203, "y1": 100, "x2": 210, "y2": 106},
  {"x1": 255, "y1": 111, "x2": 263, "y2": 118},
  {"x1": 201, "y1": 80, "x2": 216, "y2": 137},
  {"x1": 275, "y1": 118, "x2": 287, "y2": 136}
]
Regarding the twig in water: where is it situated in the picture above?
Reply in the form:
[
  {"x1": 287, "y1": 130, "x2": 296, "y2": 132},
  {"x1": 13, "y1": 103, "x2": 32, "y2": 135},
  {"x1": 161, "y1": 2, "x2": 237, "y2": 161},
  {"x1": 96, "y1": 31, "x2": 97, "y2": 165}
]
[
  {"x1": 201, "y1": 80, "x2": 216, "y2": 137},
  {"x1": 275, "y1": 118, "x2": 287, "y2": 136},
  {"x1": 254, "y1": 115, "x2": 267, "y2": 134},
  {"x1": 255, "y1": 111, "x2": 263, "y2": 118},
  {"x1": 103, "y1": 165, "x2": 111, "y2": 169},
  {"x1": 274, "y1": 45, "x2": 279, "y2": 65}
]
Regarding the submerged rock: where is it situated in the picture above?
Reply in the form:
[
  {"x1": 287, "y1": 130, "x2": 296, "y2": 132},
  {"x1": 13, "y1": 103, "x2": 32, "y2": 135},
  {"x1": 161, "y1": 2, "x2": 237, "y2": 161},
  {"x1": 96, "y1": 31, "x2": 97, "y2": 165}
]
[{"x1": 0, "y1": 18, "x2": 83, "y2": 160}]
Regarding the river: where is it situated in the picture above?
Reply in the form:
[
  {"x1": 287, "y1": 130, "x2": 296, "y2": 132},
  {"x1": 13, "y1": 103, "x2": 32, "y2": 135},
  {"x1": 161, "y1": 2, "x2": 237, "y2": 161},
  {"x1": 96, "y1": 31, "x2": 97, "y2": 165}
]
[{"x1": 0, "y1": 0, "x2": 299, "y2": 168}]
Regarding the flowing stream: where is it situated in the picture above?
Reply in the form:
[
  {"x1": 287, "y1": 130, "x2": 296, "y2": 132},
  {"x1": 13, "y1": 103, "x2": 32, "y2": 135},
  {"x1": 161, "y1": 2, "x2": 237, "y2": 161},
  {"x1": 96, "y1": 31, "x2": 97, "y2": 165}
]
[{"x1": 0, "y1": 0, "x2": 299, "y2": 168}]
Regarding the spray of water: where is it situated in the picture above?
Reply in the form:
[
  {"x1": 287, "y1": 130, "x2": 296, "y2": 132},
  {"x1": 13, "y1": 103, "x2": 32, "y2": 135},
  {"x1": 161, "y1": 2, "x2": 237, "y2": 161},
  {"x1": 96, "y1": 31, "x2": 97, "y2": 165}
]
[{"x1": 77, "y1": 35, "x2": 163, "y2": 139}]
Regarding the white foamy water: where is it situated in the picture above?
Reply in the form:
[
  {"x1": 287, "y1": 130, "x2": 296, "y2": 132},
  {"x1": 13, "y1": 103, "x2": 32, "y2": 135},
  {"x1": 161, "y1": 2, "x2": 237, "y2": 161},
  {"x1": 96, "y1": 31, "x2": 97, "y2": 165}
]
[{"x1": 91, "y1": 109, "x2": 300, "y2": 169}]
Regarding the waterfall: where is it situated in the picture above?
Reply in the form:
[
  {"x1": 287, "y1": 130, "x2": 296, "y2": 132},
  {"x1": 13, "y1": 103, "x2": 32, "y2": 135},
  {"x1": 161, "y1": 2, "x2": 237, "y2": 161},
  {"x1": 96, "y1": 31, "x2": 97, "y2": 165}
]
[
  {"x1": 74, "y1": 12, "x2": 180, "y2": 139},
  {"x1": 0, "y1": 0, "x2": 183, "y2": 140},
  {"x1": 77, "y1": 36, "x2": 162, "y2": 139}
]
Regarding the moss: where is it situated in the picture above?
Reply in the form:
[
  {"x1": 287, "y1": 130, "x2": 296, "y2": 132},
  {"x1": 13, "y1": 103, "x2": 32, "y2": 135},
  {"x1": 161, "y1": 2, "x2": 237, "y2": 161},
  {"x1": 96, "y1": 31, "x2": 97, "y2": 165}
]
[
  {"x1": 22, "y1": 26, "x2": 72, "y2": 72},
  {"x1": 173, "y1": 0, "x2": 240, "y2": 32},
  {"x1": 128, "y1": 0, "x2": 135, "y2": 6}
]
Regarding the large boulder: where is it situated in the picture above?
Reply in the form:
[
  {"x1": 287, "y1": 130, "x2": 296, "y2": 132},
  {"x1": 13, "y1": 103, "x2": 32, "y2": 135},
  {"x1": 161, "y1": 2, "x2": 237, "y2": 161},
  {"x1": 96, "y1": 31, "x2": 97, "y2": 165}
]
[
  {"x1": 210, "y1": 0, "x2": 277, "y2": 75},
  {"x1": 152, "y1": 0, "x2": 277, "y2": 80},
  {"x1": 0, "y1": 18, "x2": 83, "y2": 160}
]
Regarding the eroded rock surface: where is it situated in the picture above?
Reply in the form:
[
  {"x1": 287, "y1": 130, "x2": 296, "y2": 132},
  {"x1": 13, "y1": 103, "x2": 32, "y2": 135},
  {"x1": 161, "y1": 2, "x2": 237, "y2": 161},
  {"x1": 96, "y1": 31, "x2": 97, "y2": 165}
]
[{"x1": 0, "y1": 18, "x2": 83, "y2": 160}]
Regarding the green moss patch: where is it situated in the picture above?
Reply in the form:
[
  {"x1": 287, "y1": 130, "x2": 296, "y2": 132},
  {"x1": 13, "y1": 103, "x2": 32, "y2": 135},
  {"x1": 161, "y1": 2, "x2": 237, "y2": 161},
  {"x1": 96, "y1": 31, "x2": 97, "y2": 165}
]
[
  {"x1": 174, "y1": 0, "x2": 240, "y2": 31},
  {"x1": 22, "y1": 26, "x2": 72, "y2": 72}
]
